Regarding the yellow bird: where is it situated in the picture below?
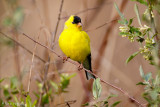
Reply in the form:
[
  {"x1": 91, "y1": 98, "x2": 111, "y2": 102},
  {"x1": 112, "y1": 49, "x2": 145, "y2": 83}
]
[{"x1": 59, "y1": 15, "x2": 95, "y2": 80}]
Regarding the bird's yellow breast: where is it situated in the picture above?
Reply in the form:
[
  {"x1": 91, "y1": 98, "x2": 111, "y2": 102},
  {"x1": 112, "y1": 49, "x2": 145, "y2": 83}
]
[{"x1": 58, "y1": 29, "x2": 91, "y2": 62}]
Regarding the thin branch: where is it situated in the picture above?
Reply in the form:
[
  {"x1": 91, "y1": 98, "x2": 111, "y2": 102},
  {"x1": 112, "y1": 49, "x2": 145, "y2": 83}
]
[
  {"x1": 52, "y1": 0, "x2": 64, "y2": 44},
  {"x1": 66, "y1": 102, "x2": 71, "y2": 107},
  {"x1": 27, "y1": 34, "x2": 39, "y2": 93},
  {"x1": 60, "y1": 1, "x2": 113, "y2": 20},
  {"x1": 38, "y1": 91, "x2": 42, "y2": 107},
  {"x1": 85, "y1": 19, "x2": 118, "y2": 32},
  {"x1": 0, "y1": 31, "x2": 46, "y2": 63},
  {"x1": 12, "y1": 31, "x2": 21, "y2": 79},
  {"x1": 60, "y1": 6, "x2": 101, "y2": 20},
  {"x1": 55, "y1": 100, "x2": 76, "y2": 107},
  {"x1": 20, "y1": 31, "x2": 145, "y2": 107},
  {"x1": 147, "y1": 0, "x2": 159, "y2": 41}
]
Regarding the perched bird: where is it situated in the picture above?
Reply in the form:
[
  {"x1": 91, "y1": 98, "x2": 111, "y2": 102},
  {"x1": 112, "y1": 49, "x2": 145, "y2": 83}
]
[{"x1": 58, "y1": 15, "x2": 95, "y2": 80}]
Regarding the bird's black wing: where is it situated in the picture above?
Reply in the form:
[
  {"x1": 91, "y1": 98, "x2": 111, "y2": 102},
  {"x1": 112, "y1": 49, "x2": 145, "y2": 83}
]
[{"x1": 82, "y1": 54, "x2": 96, "y2": 80}]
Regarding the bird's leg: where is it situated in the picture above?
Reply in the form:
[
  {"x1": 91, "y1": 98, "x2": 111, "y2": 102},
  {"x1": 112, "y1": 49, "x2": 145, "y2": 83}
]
[
  {"x1": 78, "y1": 63, "x2": 83, "y2": 71},
  {"x1": 62, "y1": 56, "x2": 69, "y2": 63}
]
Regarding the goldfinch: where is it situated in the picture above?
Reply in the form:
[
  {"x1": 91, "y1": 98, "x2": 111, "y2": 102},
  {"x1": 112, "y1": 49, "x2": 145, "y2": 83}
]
[{"x1": 58, "y1": 15, "x2": 95, "y2": 80}]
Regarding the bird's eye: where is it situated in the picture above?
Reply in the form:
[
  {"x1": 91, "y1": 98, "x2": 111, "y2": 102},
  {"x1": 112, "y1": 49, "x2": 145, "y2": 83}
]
[{"x1": 72, "y1": 16, "x2": 81, "y2": 24}]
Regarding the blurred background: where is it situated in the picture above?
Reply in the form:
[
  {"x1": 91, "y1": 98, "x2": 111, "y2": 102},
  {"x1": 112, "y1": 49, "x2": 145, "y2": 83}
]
[{"x1": 0, "y1": 0, "x2": 156, "y2": 106}]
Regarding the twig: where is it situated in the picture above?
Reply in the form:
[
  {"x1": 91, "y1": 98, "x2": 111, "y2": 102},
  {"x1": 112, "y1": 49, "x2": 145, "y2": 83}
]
[
  {"x1": 60, "y1": 1, "x2": 113, "y2": 20},
  {"x1": 12, "y1": 31, "x2": 21, "y2": 79},
  {"x1": 86, "y1": 19, "x2": 118, "y2": 32},
  {"x1": 20, "y1": 32, "x2": 145, "y2": 107},
  {"x1": 55, "y1": 100, "x2": 76, "y2": 107},
  {"x1": 66, "y1": 102, "x2": 71, "y2": 107},
  {"x1": 38, "y1": 92, "x2": 42, "y2": 107},
  {"x1": 52, "y1": 0, "x2": 64, "y2": 44},
  {"x1": 60, "y1": 6, "x2": 101, "y2": 20},
  {"x1": 0, "y1": 31, "x2": 46, "y2": 63},
  {"x1": 27, "y1": 34, "x2": 39, "y2": 93},
  {"x1": 147, "y1": 0, "x2": 159, "y2": 41}
]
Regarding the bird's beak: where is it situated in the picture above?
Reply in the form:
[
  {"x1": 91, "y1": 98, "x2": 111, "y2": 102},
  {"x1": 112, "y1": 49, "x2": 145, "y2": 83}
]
[{"x1": 77, "y1": 22, "x2": 82, "y2": 28}]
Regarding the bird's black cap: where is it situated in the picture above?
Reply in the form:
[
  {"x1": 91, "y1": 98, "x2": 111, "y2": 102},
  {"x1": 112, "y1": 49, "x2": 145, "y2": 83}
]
[{"x1": 72, "y1": 16, "x2": 81, "y2": 24}]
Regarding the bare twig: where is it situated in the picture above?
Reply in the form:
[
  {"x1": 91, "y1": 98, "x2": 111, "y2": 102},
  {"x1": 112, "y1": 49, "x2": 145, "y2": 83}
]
[
  {"x1": 38, "y1": 92, "x2": 42, "y2": 107},
  {"x1": 55, "y1": 100, "x2": 76, "y2": 107},
  {"x1": 27, "y1": 34, "x2": 39, "y2": 93},
  {"x1": 60, "y1": 6, "x2": 102, "y2": 20},
  {"x1": 66, "y1": 102, "x2": 71, "y2": 107},
  {"x1": 86, "y1": 19, "x2": 118, "y2": 32},
  {"x1": 20, "y1": 32, "x2": 145, "y2": 107},
  {"x1": 52, "y1": 0, "x2": 64, "y2": 44},
  {"x1": 12, "y1": 31, "x2": 21, "y2": 79},
  {"x1": 147, "y1": 0, "x2": 159, "y2": 41},
  {"x1": 0, "y1": 31, "x2": 46, "y2": 63},
  {"x1": 60, "y1": 1, "x2": 113, "y2": 20}
]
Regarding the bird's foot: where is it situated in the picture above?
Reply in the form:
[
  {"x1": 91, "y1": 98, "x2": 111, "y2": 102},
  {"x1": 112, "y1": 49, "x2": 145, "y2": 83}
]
[
  {"x1": 78, "y1": 64, "x2": 83, "y2": 71},
  {"x1": 62, "y1": 56, "x2": 69, "y2": 63}
]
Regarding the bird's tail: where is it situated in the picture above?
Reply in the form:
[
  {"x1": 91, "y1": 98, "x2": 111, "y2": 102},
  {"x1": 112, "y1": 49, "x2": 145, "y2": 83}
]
[
  {"x1": 83, "y1": 54, "x2": 96, "y2": 80},
  {"x1": 85, "y1": 70, "x2": 96, "y2": 80}
]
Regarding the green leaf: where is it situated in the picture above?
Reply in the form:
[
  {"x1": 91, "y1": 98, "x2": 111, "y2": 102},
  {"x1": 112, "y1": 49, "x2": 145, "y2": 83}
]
[
  {"x1": 82, "y1": 102, "x2": 89, "y2": 106},
  {"x1": 61, "y1": 75, "x2": 70, "y2": 90},
  {"x1": 13, "y1": 7, "x2": 24, "y2": 27},
  {"x1": 67, "y1": 73, "x2": 76, "y2": 79},
  {"x1": 143, "y1": 96, "x2": 152, "y2": 104},
  {"x1": 60, "y1": 73, "x2": 76, "y2": 91},
  {"x1": 136, "y1": 37, "x2": 144, "y2": 43},
  {"x1": 131, "y1": 0, "x2": 147, "y2": 6},
  {"x1": 114, "y1": 3, "x2": 128, "y2": 25},
  {"x1": 136, "y1": 82, "x2": 147, "y2": 85},
  {"x1": 114, "y1": 3, "x2": 124, "y2": 19},
  {"x1": 10, "y1": 76, "x2": 18, "y2": 89},
  {"x1": 126, "y1": 51, "x2": 139, "y2": 64},
  {"x1": 2, "y1": 17, "x2": 13, "y2": 27},
  {"x1": 130, "y1": 26, "x2": 141, "y2": 34},
  {"x1": 8, "y1": 101, "x2": 17, "y2": 107},
  {"x1": 41, "y1": 93, "x2": 49, "y2": 105},
  {"x1": 149, "y1": 90, "x2": 158, "y2": 101},
  {"x1": 3, "y1": 88, "x2": 11, "y2": 100},
  {"x1": 106, "y1": 94, "x2": 117, "y2": 100},
  {"x1": 103, "y1": 100, "x2": 108, "y2": 105},
  {"x1": 119, "y1": 32, "x2": 129, "y2": 36},
  {"x1": 26, "y1": 95, "x2": 32, "y2": 107},
  {"x1": 0, "y1": 78, "x2": 4, "y2": 83},
  {"x1": 139, "y1": 65, "x2": 144, "y2": 78},
  {"x1": 92, "y1": 78, "x2": 102, "y2": 99},
  {"x1": 118, "y1": 19, "x2": 128, "y2": 25},
  {"x1": 111, "y1": 101, "x2": 121, "y2": 107},
  {"x1": 13, "y1": 95, "x2": 19, "y2": 103},
  {"x1": 0, "y1": 99, "x2": 5, "y2": 107},
  {"x1": 33, "y1": 92, "x2": 40, "y2": 99},
  {"x1": 144, "y1": 72, "x2": 152, "y2": 82},
  {"x1": 32, "y1": 100, "x2": 37, "y2": 107},
  {"x1": 128, "y1": 18, "x2": 133, "y2": 26},
  {"x1": 134, "y1": 4, "x2": 142, "y2": 27},
  {"x1": 50, "y1": 81, "x2": 58, "y2": 92},
  {"x1": 11, "y1": 89, "x2": 19, "y2": 94},
  {"x1": 26, "y1": 95, "x2": 37, "y2": 107}
]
